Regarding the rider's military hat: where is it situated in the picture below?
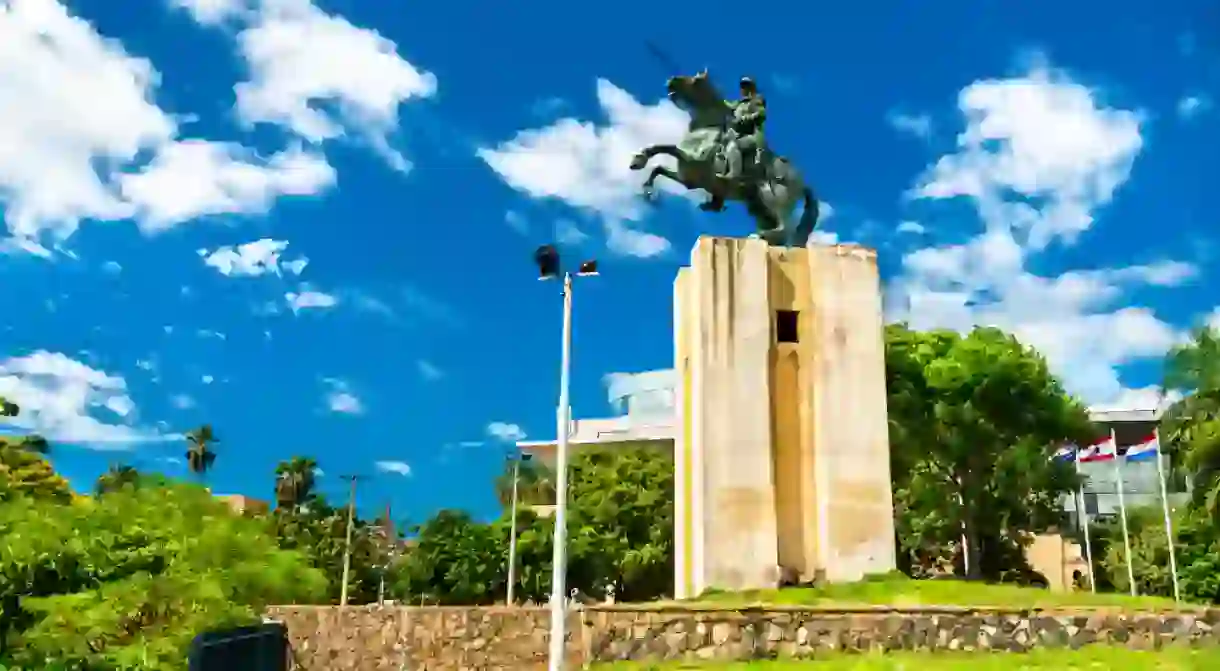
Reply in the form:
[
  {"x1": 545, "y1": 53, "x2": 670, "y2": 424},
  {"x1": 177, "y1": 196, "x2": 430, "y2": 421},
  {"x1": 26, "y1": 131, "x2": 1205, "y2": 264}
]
[{"x1": 739, "y1": 76, "x2": 757, "y2": 90}]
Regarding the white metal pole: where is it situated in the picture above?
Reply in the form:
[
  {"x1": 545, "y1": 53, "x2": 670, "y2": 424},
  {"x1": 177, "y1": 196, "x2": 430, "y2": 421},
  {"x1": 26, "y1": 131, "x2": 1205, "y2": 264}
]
[
  {"x1": 1152, "y1": 428, "x2": 1182, "y2": 603},
  {"x1": 547, "y1": 272, "x2": 574, "y2": 671},
  {"x1": 1112, "y1": 430, "x2": 1136, "y2": 596},
  {"x1": 1074, "y1": 455, "x2": 1096, "y2": 593},
  {"x1": 339, "y1": 475, "x2": 359, "y2": 606},
  {"x1": 507, "y1": 452, "x2": 521, "y2": 606}
]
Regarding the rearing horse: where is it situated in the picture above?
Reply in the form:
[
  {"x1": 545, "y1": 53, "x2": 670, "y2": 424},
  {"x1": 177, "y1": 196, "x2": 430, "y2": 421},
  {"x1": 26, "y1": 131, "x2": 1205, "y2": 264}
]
[{"x1": 628, "y1": 71, "x2": 820, "y2": 247}]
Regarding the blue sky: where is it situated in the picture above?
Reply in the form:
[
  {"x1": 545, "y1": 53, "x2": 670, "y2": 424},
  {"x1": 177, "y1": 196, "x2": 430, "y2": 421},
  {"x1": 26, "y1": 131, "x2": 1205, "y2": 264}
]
[{"x1": 0, "y1": 0, "x2": 1215, "y2": 523}]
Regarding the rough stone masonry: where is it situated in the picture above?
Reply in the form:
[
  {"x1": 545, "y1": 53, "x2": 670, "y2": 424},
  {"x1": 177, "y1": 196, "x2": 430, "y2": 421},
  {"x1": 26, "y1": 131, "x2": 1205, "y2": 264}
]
[{"x1": 267, "y1": 603, "x2": 1220, "y2": 670}]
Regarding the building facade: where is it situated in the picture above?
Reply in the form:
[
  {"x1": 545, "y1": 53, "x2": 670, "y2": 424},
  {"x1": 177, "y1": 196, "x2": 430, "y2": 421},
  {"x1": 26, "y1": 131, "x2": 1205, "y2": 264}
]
[{"x1": 1064, "y1": 408, "x2": 1189, "y2": 526}]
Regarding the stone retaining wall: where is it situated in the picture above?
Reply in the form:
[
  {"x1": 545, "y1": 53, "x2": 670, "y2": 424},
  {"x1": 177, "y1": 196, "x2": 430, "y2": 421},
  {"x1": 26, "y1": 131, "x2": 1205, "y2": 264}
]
[{"x1": 266, "y1": 604, "x2": 1220, "y2": 670}]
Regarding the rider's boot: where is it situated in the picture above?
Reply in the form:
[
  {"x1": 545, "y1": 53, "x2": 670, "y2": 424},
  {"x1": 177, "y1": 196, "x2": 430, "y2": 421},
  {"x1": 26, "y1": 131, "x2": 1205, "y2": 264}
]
[{"x1": 700, "y1": 194, "x2": 726, "y2": 212}]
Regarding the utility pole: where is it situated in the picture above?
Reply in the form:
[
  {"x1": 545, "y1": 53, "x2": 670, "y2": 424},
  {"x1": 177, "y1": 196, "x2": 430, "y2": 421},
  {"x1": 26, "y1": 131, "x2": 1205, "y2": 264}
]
[
  {"x1": 379, "y1": 501, "x2": 393, "y2": 606},
  {"x1": 339, "y1": 474, "x2": 363, "y2": 606}
]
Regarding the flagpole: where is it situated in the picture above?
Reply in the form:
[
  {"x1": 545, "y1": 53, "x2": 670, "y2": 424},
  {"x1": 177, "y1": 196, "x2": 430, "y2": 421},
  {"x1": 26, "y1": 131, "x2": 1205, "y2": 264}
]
[
  {"x1": 1112, "y1": 429, "x2": 1137, "y2": 596},
  {"x1": 1074, "y1": 453, "x2": 1096, "y2": 593},
  {"x1": 1152, "y1": 428, "x2": 1182, "y2": 603}
]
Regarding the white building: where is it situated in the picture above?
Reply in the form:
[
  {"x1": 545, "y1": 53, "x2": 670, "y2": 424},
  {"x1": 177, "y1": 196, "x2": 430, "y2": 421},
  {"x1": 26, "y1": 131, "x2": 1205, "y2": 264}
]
[{"x1": 518, "y1": 373, "x2": 1189, "y2": 522}]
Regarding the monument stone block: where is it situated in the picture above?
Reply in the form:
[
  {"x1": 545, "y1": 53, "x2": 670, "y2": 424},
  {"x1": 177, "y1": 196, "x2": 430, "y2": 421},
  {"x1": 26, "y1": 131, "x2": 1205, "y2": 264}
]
[{"x1": 672, "y1": 236, "x2": 896, "y2": 598}]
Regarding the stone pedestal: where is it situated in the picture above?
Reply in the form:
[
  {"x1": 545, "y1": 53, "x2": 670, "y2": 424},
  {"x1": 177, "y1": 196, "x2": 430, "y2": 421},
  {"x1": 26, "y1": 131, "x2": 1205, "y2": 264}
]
[{"x1": 672, "y1": 236, "x2": 896, "y2": 598}]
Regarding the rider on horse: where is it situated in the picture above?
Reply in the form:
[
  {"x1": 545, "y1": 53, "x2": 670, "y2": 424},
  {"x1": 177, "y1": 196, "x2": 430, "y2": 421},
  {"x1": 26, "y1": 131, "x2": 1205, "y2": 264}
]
[{"x1": 704, "y1": 76, "x2": 768, "y2": 212}]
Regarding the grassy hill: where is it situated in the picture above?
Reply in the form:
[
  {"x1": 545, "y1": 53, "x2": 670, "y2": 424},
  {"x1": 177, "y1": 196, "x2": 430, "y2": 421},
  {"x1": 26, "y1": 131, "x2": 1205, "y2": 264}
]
[{"x1": 686, "y1": 572, "x2": 1184, "y2": 610}]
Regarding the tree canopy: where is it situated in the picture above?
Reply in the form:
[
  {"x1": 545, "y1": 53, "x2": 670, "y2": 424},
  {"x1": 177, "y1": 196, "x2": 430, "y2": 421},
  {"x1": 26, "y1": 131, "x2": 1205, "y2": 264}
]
[{"x1": 885, "y1": 325, "x2": 1094, "y2": 580}]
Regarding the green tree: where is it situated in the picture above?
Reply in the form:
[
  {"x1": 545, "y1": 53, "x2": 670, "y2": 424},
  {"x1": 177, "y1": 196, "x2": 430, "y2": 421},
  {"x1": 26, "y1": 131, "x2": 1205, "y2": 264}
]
[
  {"x1": 1162, "y1": 325, "x2": 1220, "y2": 515},
  {"x1": 885, "y1": 325, "x2": 1094, "y2": 580},
  {"x1": 94, "y1": 463, "x2": 142, "y2": 496},
  {"x1": 185, "y1": 424, "x2": 218, "y2": 487},
  {"x1": 395, "y1": 445, "x2": 674, "y2": 605},
  {"x1": 271, "y1": 488, "x2": 392, "y2": 605},
  {"x1": 494, "y1": 455, "x2": 556, "y2": 508},
  {"x1": 0, "y1": 481, "x2": 325, "y2": 669},
  {"x1": 0, "y1": 404, "x2": 70, "y2": 504},
  {"x1": 274, "y1": 456, "x2": 319, "y2": 510}
]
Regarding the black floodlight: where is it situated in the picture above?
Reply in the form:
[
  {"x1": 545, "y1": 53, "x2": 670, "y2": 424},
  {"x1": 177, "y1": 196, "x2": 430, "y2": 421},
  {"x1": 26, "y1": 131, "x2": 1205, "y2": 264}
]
[
  {"x1": 534, "y1": 244, "x2": 560, "y2": 280},
  {"x1": 576, "y1": 260, "x2": 599, "y2": 276}
]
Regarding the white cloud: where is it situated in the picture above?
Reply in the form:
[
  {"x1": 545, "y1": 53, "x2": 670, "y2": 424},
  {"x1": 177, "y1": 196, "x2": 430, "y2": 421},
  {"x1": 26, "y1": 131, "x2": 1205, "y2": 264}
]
[
  {"x1": 170, "y1": 393, "x2": 196, "y2": 409},
  {"x1": 478, "y1": 79, "x2": 690, "y2": 258},
  {"x1": 416, "y1": 359, "x2": 443, "y2": 381},
  {"x1": 199, "y1": 237, "x2": 308, "y2": 278},
  {"x1": 374, "y1": 459, "x2": 411, "y2": 476},
  {"x1": 101, "y1": 260, "x2": 123, "y2": 274},
  {"x1": 887, "y1": 111, "x2": 933, "y2": 140},
  {"x1": 887, "y1": 59, "x2": 1185, "y2": 406},
  {"x1": 486, "y1": 421, "x2": 525, "y2": 442},
  {"x1": 120, "y1": 141, "x2": 334, "y2": 230},
  {"x1": 168, "y1": 0, "x2": 247, "y2": 24},
  {"x1": 0, "y1": 351, "x2": 172, "y2": 448},
  {"x1": 910, "y1": 61, "x2": 1143, "y2": 250},
  {"x1": 896, "y1": 220, "x2": 926, "y2": 235},
  {"x1": 0, "y1": 0, "x2": 336, "y2": 253},
  {"x1": 285, "y1": 286, "x2": 338, "y2": 312},
  {"x1": 1177, "y1": 94, "x2": 1211, "y2": 120},
  {"x1": 178, "y1": 0, "x2": 438, "y2": 172},
  {"x1": 322, "y1": 378, "x2": 363, "y2": 415}
]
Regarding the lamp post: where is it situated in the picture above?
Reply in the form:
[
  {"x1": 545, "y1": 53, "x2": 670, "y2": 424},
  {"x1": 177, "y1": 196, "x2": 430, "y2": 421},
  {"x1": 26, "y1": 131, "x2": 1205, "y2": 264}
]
[
  {"x1": 338, "y1": 474, "x2": 363, "y2": 607},
  {"x1": 505, "y1": 448, "x2": 533, "y2": 606},
  {"x1": 534, "y1": 244, "x2": 598, "y2": 671}
]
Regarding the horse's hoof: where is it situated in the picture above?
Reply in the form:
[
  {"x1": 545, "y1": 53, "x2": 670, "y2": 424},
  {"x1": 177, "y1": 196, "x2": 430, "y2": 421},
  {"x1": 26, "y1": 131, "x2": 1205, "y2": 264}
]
[{"x1": 629, "y1": 154, "x2": 647, "y2": 171}]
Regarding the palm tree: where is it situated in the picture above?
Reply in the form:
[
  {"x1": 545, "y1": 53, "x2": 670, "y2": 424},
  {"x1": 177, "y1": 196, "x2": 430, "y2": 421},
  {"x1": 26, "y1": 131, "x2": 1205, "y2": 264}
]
[
  {"x1": 275, "y1": 456, "x2": 319, "y2": 511},
  {"x1": 1162, "y1": 325, "x2": 1220, "y2": 515},
  {"x1": 95, "y1": 463, "x2": 141, "y2": 495},
  {"x1": 185, "y1": 424, "x2": 218, "y2": 488}
]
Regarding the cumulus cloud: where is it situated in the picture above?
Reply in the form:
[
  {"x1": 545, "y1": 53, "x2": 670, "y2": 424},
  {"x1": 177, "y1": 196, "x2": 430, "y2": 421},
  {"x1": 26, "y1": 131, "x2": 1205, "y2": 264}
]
[
  {"x1": 486, "y1": 421, "x2": 525, "y2": 442},
  {"x1": 285, "y1": 286, "x2": 338, "y2": 313},
  {"x1": 478, "y1": 79, "x2": 689, "y2": 258},
  {"x1": 887, "y1": 59, "x2": 1190, "y2": 406},
  {"x1": 199, "y1": 237, "x2": 309, "y2": 277},
  {"x1": 1177, "y1": 94, "x2": 1211, "y2": 120},
  {"x1": 322, "y1": 377, "x2": 363, "y2": 415},
  {"x1": 174, "y1": 0, "x2": 438, "y2": 172},
  {"x1": 121, "y1": 141, "x2": 334, "y2": 230},
  {"x1": 0, "y1": 0, "x2": 335, "y2": 253},
  {"x1": 374, "y1": 459, "x2": 411, "y2": 476},
  {"x1": 0, "y1": 351, "x2": 172, "y2": 447}
]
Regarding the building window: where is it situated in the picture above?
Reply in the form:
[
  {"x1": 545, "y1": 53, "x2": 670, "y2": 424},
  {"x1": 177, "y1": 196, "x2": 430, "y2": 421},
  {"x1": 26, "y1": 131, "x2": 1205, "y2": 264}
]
[{"x1": 776, "y1": 310, "x2": 799, "y2": 343}]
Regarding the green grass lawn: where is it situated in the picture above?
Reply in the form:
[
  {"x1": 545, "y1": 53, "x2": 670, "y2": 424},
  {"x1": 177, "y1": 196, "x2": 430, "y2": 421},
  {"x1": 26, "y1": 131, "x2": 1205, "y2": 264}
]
[
  {"x1": 595, "y1": 645, "x2": 1220, "y2": 669},
  {"x1": 685, "y1": 572, "x2": 1184, "y2": 610}
]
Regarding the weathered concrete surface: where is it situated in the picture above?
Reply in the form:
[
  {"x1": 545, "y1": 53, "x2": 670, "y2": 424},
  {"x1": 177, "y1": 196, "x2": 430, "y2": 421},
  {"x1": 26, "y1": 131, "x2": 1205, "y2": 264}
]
[
  {"x1": 267, "y1": 604, "x2": 1220, "y2": 670},
  {"x1": 673, "y1": 238, "x2": 897, "y2": 596}
]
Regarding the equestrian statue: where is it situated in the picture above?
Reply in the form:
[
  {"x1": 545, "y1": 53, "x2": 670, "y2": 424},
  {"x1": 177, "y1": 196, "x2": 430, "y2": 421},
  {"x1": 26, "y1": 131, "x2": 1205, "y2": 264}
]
[{"x1": 629, "y1": 71, "x2": 820, "y2": 247}]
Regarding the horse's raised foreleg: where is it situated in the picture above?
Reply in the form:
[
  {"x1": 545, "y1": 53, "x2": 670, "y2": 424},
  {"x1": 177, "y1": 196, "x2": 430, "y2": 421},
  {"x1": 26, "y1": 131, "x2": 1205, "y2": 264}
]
[
  {"x1": 629, "y1": 144, "x2": 681, "y2": 171},
  {"x1": 641, "y1": 165, "x2": 690, "y2": 201}
]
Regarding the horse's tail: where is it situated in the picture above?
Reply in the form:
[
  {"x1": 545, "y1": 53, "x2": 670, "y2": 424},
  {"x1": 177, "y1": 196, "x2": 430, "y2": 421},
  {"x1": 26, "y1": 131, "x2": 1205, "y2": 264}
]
[{"x1": 792, "y1": 186, "x2": 819, "y2": 247}]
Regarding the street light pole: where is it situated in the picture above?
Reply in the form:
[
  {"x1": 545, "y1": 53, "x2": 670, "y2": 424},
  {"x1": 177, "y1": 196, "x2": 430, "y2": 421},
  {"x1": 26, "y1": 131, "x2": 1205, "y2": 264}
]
[
  {"x1": 339, "y1": 474, "x2": 361, "y2": 606},
  {"x1": 506, "y1": 449, "x2": 522, "y2": 606},
  {"x1": 547, "y1": 271, "x2": 575, "y2": 671},
  {"x1": 531, "y1": 245, "x2": 597, "y2": 671}
]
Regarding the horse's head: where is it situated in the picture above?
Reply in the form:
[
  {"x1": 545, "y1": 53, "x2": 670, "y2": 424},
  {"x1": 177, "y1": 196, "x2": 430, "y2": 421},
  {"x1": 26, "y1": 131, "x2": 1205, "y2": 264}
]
[{"x1": 666, "y1": 70, "x2": 717, "y2": 109}]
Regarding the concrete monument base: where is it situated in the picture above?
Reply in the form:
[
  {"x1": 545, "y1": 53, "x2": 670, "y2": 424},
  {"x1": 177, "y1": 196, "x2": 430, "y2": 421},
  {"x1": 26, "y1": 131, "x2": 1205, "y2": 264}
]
[{"x1": 672, "y1": 236, "x2": 896, "y2": 598}]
